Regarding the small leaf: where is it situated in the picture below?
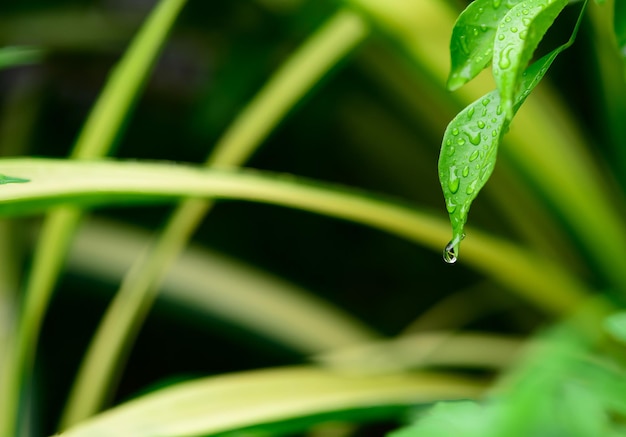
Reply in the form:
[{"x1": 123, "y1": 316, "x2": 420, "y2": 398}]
[
  {"x1": 0, "y1": 174, "x2": 29, "y2": 185},
  {"x1": 492, "y1": 0, "x2": 568, "y2": 119},
  {"x1": 447, "y1": 0, "x2": 524, "y2": 90}
]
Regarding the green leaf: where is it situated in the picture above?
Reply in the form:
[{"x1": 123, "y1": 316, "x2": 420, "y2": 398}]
[
  {"x1": 58, "y1": 367, "x2": 484, "y2": 437},
  {"x1": 440, "y1": 1, "x2": 586, "y2": 262},
  {"x1": 0, "y1": 174, "x2": 29, "y2": 185},
  {"x1": 447, "y1": 0, "x2": 523, "y2": 90},
  {"x1": 440, "y1": 49, "x2": 574, "y2": 262},
  {"x1": 492, "y1": 0, "x2": 568, "y2": 119}
]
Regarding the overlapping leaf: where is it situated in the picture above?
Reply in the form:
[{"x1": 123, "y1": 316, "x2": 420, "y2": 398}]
[
  {"x1": 439, "y1": 1, "x2": 586, "y2": 261},
  {"x1": 447, "y1": 0, "x2": 523, "y2": 90},
  {"x1": 492, "y1": 0, "x2": 568, "y2": 118},
  {"x1": 439, "y1": 45, "x2": 579, "y2": 262}
]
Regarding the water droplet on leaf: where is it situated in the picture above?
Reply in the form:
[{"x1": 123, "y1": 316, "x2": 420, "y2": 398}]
[{"x1": 443, "y1": 243, "x2": 457, "y2": 263}]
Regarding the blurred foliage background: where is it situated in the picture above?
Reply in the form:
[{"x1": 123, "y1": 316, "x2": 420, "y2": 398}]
[{"x1": 1, "y1": 0, "x2": 625, "y2": 435}]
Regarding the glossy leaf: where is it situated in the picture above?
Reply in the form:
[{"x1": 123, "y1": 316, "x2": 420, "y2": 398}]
[
  {"x1": 440, "y1": 49, "x2": 574, "y2": 262},
  {"x1": 440, "y1": 1, "x2": 586, "y2": 261},
  {"x1": 448, "y1": 0, "x2": 523, "y2": 90},
  {"x1": 492, "y1": 0, "x2": 568, "y2": 119}
]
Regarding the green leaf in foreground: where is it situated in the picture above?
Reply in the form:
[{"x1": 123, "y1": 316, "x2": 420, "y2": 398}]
[
  {"x1": 492, "y1": 0, "x2": 568, "y2": 119},
  {"x1": 439, "y1": 2, "x2": 585, "y2": 263},
  {"x1": 447, "y1": 0, "x2": 523, "y2": 90},
  {"x1": 388, "y1": 401, "x2": 495, "y2": 437},
  {"x1": 0, "y1": 174, "x2": 29, "y2": 184}
]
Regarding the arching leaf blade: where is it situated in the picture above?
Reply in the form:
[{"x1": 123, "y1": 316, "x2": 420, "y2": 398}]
[
  {"x1": 448, "y1": 0, "x2": 524, "y2": 90},
  {"x1": 492, "y1": 0, "x2": 568, "y2": 119}
]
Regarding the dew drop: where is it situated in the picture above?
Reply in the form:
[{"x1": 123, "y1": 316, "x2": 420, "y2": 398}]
[
  {"x1": 498, "y1": 47, "x2": 512, "y2": 69},
  {"x1": 469, "y1": 150, "x2": 480, "y2": 161},
  {"x1": 519, "y1": 30, "x2": 527, "y2": 40},
  {"x1": 504, "y1": 16, "x2": 511, "y2": 22},
  {"x1": 477, "y1": 120, "x2": 486, "y2": 129},
  {"x1": 481, "y1": 98, "x2": 490, "y2": 106},
  {"x1": 446, "y1": 202, "x2": 457, "y2": 214},
  {"x1": 443, "y1": 233, "x2": 465, "y2": 264},
  {"x1": 480, "y1": 24, "x2": 488, "y2": 32},
  {"x1": 467, "y1": 107, "x2": 475, "y2": 119},
  {"x1": 468, "y1": 132, "x2": 481, "y2": 146},
  {"x1": 462, "y1": 166, "x2": 470, "y2": 177},
  {"x1": 497, "y1": 34, "x2": 505, "y2": 41},
  {"x1": 457, "y1": 138, "x2": 466, "y2": 146},
  {"x1": 452, "y1": 128, "x2": 460, "y2": 136},
  {"x1": 466, "y1": 183, "x2": 476, "y2": 194},
  {"x1": 493, "y1": 0, "x2": 502, "y2": 8},
  {"x1": 492, "y1": 129, "x2": 498, "y2": 137},
  {"x1": 510, "y1": 26, "x2": 518, "y2": 33},
  {"x1": 522, "y1": 8, "x2": 529, "y2": 14},
  {"x1": 449, "y1": 167, "x2": 460, "y2": 193},
  {"x1": 449, "y1": 177, "x2": 460, "y2": 194},
  {"x1": 496, "y1": 105, "x2": 503, "y2": 115},
  {"x1": 447, "y1": 145, "x2": 455, "y2": 156},
  {"x1": 443, "y1": 243, "x2": 457, "y2": 263}
]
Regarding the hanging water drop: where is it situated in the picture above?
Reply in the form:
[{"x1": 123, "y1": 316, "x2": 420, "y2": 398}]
[{"x1": 443, "y1": 242, "x2": 457, "y2": 264}]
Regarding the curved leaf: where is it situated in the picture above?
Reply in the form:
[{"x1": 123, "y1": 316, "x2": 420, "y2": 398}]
[
  {"x1": 59, "y1": 367, "x2": 485, "y2": 437},
  {"x1": 440, "y1": 1, "x2": 586, "y2": 261},
  {"x1": 439, "y1": 48, "x2": 577, "y2": 261},
  {"x1": 447, "y1": 0, "x2": 523, "y2": 90},
  {"x1": 492, "y1": 0, "x2": 568, "y2": 118}
]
